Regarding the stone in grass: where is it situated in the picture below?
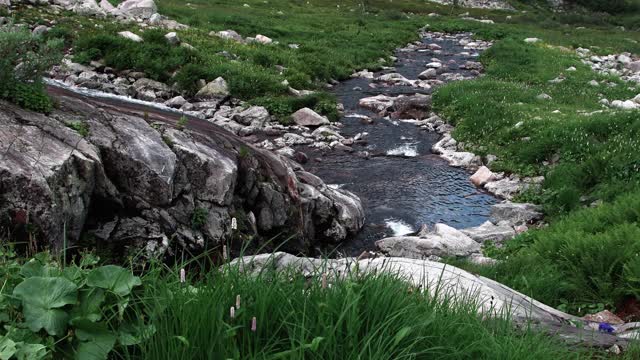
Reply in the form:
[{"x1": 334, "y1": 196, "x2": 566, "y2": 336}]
[
  {"x1": 195, "y1": 77, "x2": 229, "y2": 99},
  {"x1": 164, "y1": 32, "x2": 180, "y2": 45},
  {"x1": 32, "y1": 25, "x2": 49, "y2": 36},
  {"x1": 118, "y1": 31, "x2": 143, "y2": 43},
  {"x1": 254, "y1": 34, "x2": 273, "y2": 44},
  {"x1": 291, "y1": 108, "x2": 330, "y2": 127}
]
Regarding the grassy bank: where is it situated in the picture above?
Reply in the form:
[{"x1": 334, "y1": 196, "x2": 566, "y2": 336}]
[
  {"x1": 0, "y1": 250, "x2": 613, "y2": 359},
  {"x1": 429, "y1": 18, "x2": 640, "y2": 316}
]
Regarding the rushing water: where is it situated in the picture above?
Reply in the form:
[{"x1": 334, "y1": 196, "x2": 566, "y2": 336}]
[{"x1": 304, "y1": 33, "x2": 498, "y2": 255}]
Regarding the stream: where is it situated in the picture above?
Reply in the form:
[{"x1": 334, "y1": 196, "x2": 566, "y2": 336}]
[
  {"x1": 44, "y1": 31, "x2": 499, "y2": 257},
  {"x1": 303, "y1": 32, "x2": 498, "y2": 255}
]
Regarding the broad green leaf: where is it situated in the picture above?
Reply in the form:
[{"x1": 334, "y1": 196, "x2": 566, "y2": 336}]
[
  {"x1": 86, "y1": 266, "x2": 141, "y2": 296},
  {"x1": 73, "y1": 319, "x2": 116, "y2": 360},
  {"x1": 14, "y1": 343, "x2": 47, "y2": 360},
  {"x1": 70, "y1": 289, "x2": 105, "y2": 323},
  {"x1": 20, "y1": 260, "x2": 61, "y2": 278},
  {"x1": 0, "y1": 338, "x2": 16, "y2": 360},
  {"x1": 21, "y1": 304, "x2": 69, "y2": 336},
  {"x1": 13, "y1": 277, "x2": 78, "y2": 335}
]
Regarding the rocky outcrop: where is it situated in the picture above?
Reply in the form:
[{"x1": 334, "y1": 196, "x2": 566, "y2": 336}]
[{"x1": 0, "y1": 93, "x2": 365, "y2": 255}]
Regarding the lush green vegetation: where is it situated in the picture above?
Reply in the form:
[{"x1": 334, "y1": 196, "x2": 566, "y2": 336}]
[
  {"x1": 5, "y1": 0, "x2": 640, "y2": 357},
  {"x1": 0, "y1": 24, "x2": 62, "y2": 113},
  {"x1": 0, "y1": 249, "x2": 612, "y2": 359},
  {"x1": 430, "y1": 17, "x2": 640, "y2": 318},
  {"x1": 434, "y1": 39, "x2": 639, "y2": 214},
  {"x1": 0, "y1": 250, "x2": 152, "y2": 359}
]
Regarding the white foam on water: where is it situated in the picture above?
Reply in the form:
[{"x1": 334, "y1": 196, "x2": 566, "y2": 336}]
[
  {"x1": 45, "y1": 78, "x2": 182, "y2": 115},
  {"x1": 328, "y1": 184, "x2": 345, "y2": 190},
  {"x1": 386, "y1": 143, "x2": 418, "y2": 157},
  {"x1": 385, "y1": 218, "x2": 414, "y2": 236}
]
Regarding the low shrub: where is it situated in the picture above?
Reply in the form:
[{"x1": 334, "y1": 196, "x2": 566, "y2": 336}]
[
  {"x1": 0, "y1": 24, "x2": 63, "y2": 113},
  {"x1": 252, "y1": 92, "x2": 339, "y2": 123},
  {"x1": 74, "y1": 30, "x2": 197, "y2": 82}
]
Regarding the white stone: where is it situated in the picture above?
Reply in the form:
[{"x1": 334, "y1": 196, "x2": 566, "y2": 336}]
[
  {"x1": 291, "y1": 108, "x2": 330, "y2": 127},
  {"x1": 254, "y1": 34, "x2": 273, "y2": 44},
  {"x1": 164, "y1": 32, "x2": 180, "y2": 45},
  {"x1": 117, "y1": 0, "x2": 157, "y2": 19},
  {"x1": 376, "y1": 223, "x2": 481, "y2": 258},
  {"x1": 118, "y1": 31, "x2": 143, "y2": 42}
]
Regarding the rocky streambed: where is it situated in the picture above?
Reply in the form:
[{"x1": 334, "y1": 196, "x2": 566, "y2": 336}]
[{"x1": 17, "y1": 29, "x2": 546, "y2": 263}]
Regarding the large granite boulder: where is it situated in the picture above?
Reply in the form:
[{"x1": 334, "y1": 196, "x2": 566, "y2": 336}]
[{"x1": 0, "y1": 94, "x2": 365, "y2": 256}]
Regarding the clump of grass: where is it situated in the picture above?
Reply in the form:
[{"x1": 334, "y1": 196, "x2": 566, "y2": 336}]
[
  {"x1": 126, "y1": 256, "x2": 594, "y2": 360},
  {"x1": 455, "y1": 189, "x2": 640, "y2": 316}
]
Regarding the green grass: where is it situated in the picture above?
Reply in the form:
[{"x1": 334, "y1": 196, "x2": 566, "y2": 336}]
[
  {"x1": 451, "y1": 189, "x2": 640, "y2": 316},
  {"x1": 431, "y1": 28, "x2": 640, "y2": 317},
  {"x1": 1, "y1": 250, "x2": 623, "y2": 359},
  {"x1": 434, "y1": 38, "x2": 640, "y2": 215},
  {"x1": 124, "y1": 255, "x2": 602, "y2": 360}
]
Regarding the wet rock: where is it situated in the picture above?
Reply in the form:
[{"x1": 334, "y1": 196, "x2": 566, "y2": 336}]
[
  {"x1": 358, "y1": 94, "x2": 395, "y2": 113},
  {"x1": 490, "y1": 202, "x2": 543, "y2": 226},
  {"x1": 484, "y1": 177, "x2": 524, "y2": 199},
  {"x1": 418, "y1": 68, "x2": 437, "y2": 79},
  {"x1": 351, "y1": 69, "x2": 374, "y2": 79},
  {"x1": 440, "y1": 151, "x2": 482, "y2": 169},
  {"x1": 376, "y1": 223, "x2": 481, "y2": 258},
  {"x1": 311, "y1": 126, "x2": 343, "y2": 141},
  {"x1": 390, "y1": 94, "x2": 432, "y2": 119},
  {"x1": 291, "y1": 107, "x2": 330, "y2": 127},
  {"x1": 470, "y1": 166, "x2": 496, "y2": 187},
  {"x1": 461, "y1": 221, "x2": 515, "y2": 244},
  {"x1": 375, "y1": 73, "x2": 414, "y2": 86}
]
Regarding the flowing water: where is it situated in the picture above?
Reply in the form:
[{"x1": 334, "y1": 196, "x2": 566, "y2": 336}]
[
  {"x1": 44, "y1": 32, "x2": 498, "y2": 257},
  {"x1": 303, "y1": 33, "x2": 498, "y2": 255}
]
